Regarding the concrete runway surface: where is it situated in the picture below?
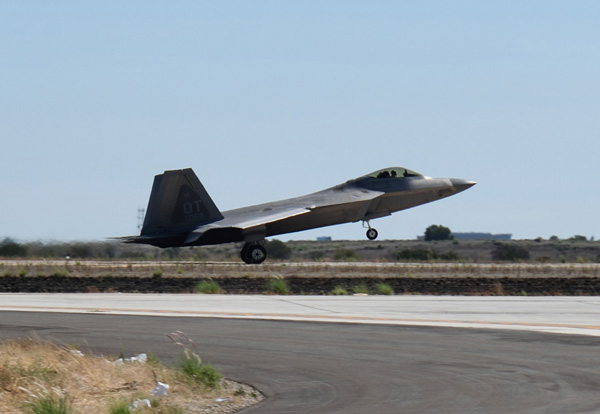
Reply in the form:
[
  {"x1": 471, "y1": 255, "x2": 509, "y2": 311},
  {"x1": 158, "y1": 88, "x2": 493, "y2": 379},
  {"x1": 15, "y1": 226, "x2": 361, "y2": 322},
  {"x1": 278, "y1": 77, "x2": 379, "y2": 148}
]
[{"x1": 1, "y1": 294, "x2": 600, "y2": 413}]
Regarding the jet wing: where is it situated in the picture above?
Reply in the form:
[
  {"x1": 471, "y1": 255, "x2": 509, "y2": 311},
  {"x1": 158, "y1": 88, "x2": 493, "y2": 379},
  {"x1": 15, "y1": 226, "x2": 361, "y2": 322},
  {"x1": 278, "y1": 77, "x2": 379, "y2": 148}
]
[
  {"x1": 184, "y1": 206, "x2": 311, "y2": 244},
  {"x1": 223, "y1": 206, "x2": 312, "y2": 230},
  {"x1": 184, "y1": 185, "x2": 385, "y2": 245}
]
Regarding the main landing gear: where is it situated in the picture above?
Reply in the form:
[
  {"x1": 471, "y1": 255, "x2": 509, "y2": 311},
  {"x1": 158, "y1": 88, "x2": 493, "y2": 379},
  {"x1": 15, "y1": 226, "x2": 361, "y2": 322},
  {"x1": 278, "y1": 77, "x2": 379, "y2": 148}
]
[
  {"x1": 241, "y1": 242, "x2": 267, "y2": 265},
  {"x1": 363, "y1": 221, "x2": 379, "y2": 240}
]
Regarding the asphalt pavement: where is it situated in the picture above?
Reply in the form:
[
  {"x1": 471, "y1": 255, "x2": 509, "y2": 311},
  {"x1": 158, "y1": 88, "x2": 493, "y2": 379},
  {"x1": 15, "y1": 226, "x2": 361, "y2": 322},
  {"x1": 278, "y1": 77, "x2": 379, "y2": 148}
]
[{"x1": 1, "y1": 295, "x2": 599, "y2": 413}]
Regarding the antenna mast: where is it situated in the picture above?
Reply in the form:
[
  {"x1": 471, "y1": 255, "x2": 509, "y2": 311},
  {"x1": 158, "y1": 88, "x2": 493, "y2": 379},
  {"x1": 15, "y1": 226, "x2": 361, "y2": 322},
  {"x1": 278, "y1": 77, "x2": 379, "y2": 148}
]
[{"x1": 137, "y1": 208, "x2": 146, "y2": 232}]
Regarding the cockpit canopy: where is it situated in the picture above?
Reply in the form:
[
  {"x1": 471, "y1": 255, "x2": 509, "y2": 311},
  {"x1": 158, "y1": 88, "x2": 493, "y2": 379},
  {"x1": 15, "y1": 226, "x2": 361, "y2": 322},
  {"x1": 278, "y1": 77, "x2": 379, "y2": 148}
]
[{"x1": 365, "y1": 167, "x2": 422, "y2": 179}]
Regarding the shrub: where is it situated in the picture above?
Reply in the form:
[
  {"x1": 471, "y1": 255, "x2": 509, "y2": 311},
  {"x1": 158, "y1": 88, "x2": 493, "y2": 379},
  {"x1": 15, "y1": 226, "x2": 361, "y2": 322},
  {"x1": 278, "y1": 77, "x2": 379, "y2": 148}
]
[
  {"x1": 146, "y1": 352, "x2": 160, "y2": 365},
  {"x1": 396, "y1": 249, "x2": 459, "y2": 261},
  {"x1": 67, "y1": 244, "x2": 91, "y2": 259},
  {"x1": 424, "y1": 225, "x2": 454, "y2": 241},
  {"x1": 492, "y1": 243, "x2": 530, "y2": 262},
  {"x1": 352, "y1": 283, "x2": 369, "y2": 294},
  {"x1": 108, "y1": 400, "x2": 130, "y2": 414},
  {"x1": 0, "y1": 238, "x2": 27, "y2": 257},
  {"x1": 374, "y1": 283, "x2": 394, "y2": 295},
  {"x1": 264, "y1": 239, "x2": 292, "y2": 259},
  {"x1": 438, "y1": 251, "x2": 460, "y2": 260},
  {"x1": 331, "y1": 286, "x2": 348, "y2": 295},
  {"x1": 51, "y1": 269, "x2": 69, "y2": 277},
  {"x1": 267, "y1": 279, "x2": 289, "y2": 295},
  {"x1": 25, "y1": 390, "x2": 72, "y2": 414},
  {"x1": 334, "y1": 248, "x2": 360, "y2": 262},
  {"x1": 195, "y1": 280, "x2": 221, "y2": 294},
  {"x1": 179, "y1": 350, "x2": 222, "y2": 389},
  {"x1": 309, "y1": 251, "x2": 324, "y2": 261},
  {"x1": 396, "y1": 249, "x2": 434, "y2": 261},
  {"x1": 163, "y1": 248, "x2": 181, "y2": 259}
]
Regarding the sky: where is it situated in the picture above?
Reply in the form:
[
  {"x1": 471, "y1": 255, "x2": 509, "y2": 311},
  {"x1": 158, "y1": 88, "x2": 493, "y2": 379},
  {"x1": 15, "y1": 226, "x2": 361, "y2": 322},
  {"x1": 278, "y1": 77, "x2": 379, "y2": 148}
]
[{"x1": 1, "y1": 1, "x2": 599, "y2": 243}]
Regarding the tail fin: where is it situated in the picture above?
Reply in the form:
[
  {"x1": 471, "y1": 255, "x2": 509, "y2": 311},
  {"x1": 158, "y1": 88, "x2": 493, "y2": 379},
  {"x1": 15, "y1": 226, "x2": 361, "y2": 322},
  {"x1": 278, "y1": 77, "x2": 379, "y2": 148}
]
[{"x1": 140, "y1": 168, "x2": 223, "y2": 236}]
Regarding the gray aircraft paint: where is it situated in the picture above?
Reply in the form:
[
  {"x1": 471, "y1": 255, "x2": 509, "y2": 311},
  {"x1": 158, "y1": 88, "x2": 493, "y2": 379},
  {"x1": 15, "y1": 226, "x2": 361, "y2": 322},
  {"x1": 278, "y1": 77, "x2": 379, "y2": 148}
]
[{"x1": 122, "y1": 167, "x2": 475, "y2": 263}]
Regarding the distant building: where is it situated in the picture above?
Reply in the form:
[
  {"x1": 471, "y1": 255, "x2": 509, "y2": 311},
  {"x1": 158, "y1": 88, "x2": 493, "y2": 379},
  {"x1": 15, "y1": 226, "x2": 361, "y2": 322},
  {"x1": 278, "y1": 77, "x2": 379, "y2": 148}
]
[
  {"x1": 417, "y1": 232, "x2": 512, "y2": 240},
  {"x1": 316, "y1": 236, "x2": 332, "y2": 241}
]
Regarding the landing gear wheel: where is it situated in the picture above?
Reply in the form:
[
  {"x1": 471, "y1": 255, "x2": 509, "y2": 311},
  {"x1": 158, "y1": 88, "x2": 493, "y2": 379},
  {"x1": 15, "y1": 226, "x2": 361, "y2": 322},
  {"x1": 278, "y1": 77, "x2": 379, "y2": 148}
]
[
  {"x1": 241, "y1": 243, "x2": 267, "y2": 264},
  {"x1": 366, "y1": 228, "x2": 378, "y2": 240},
  {"x1": 249, "y1": 244, "x2": 267, "y2": 264},
  {"x1": 241, "y1": 244, "x2": 253, "y2": 264}
]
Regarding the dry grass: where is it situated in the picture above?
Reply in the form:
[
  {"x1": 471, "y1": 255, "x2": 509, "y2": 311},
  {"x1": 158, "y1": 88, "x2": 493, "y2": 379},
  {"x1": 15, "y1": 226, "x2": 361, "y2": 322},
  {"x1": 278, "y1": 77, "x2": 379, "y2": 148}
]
[
  {"x1": 2, "y1": 260, "x2": 600, "y2": 280},
  {"x1": 0, "y1": 339, "x2": 262, "y2": 414}
]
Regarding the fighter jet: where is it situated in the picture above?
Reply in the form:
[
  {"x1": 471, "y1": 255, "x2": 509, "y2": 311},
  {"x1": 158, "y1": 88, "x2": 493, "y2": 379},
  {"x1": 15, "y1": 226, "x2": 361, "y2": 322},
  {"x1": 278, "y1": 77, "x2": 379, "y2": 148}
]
[{"x1": 121, "y1": 167, "x2": 475, "y2": 264}]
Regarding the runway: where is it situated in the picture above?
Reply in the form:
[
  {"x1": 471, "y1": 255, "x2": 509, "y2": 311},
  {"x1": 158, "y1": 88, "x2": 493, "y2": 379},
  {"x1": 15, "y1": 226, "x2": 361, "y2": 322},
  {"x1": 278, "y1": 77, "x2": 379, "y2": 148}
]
[
  {"x1": 2, "y1": 294, "x2": 600, "y2": 336},
  {"x1": 1, "y1": 295, "x2": 600, "y2": 413}
]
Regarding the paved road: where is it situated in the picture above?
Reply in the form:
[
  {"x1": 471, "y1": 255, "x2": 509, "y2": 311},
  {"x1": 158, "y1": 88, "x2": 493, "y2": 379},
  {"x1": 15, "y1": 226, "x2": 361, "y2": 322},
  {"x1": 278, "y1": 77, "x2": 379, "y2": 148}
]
[
  {"x1": 1, "y1": 295, "x2": 600, "y2": 413},
  {"x1": 2, "y1": 294, "x2": 600, "y2": 336}
]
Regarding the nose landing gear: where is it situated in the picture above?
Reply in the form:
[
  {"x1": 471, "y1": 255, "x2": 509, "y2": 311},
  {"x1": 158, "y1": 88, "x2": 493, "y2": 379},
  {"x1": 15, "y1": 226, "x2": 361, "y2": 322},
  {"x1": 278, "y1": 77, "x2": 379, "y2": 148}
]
[{"x1": 363, "y1": 221, "x2": 378, "y2": 240}]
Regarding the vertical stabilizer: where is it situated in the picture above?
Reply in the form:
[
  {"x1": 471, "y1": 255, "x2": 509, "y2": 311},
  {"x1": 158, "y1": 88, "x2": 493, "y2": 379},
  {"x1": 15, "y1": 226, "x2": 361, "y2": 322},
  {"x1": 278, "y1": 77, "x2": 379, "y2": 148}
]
[{"x1": 141, "y1": 169, "x2": 223, "y2": 236}]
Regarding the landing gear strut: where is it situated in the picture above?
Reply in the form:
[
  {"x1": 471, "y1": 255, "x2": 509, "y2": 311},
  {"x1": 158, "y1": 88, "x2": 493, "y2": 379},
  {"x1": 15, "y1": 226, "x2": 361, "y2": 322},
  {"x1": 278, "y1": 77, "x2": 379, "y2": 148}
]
[
  {"x1": 241, "y1": 242, "x2": 267, "y2": 264},
  {"x1": 363, "y1": 221, "x2": 378, "y2": 240}
]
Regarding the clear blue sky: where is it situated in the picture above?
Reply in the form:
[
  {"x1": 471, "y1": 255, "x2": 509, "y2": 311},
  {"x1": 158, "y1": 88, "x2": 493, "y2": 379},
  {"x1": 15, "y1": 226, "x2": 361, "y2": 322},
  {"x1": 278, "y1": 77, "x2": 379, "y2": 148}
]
[{"x1": 1, "y1": 1, "x2": 599, "y2": 242}]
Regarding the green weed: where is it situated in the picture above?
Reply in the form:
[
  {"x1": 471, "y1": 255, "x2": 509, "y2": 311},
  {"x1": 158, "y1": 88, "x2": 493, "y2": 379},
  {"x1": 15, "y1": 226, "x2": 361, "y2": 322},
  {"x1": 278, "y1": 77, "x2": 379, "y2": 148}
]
[
  {"x1": 167, "y1": 332, "x2": 222, "y2": 389},
  {"x1": 352, "y1": 283, "x2": 369, "y2": 295},
  {"x1": 331, "y1": 286, "x2": 348, "y2": 295},
  {"x1": 13, "y1": 361, "x2": 58, "y2": 384},
  {"x1": 146, "y1": 352, "x2": 160, "y2": 365},
  {"x1": 267, "y1": 279, "x2": 289, "y2": 295},
  {"x1": 374, "y1": 283, "x2": 394, "y2": 295},
  {"x1": 108, "y1": 400, "x2": 130, "y2": 414},
  {"x1": 179, "y1": 350, "x2": 222, "y2": 389},
  {"x1": 51, "y1": 269, "x2": 68, "y2": 277},
  {"x1": 195, "y1": 280, "x2": 221, "y2": 294},
  {"x1": 25, "y1": 390, "x2": 72, "y2": 414}
]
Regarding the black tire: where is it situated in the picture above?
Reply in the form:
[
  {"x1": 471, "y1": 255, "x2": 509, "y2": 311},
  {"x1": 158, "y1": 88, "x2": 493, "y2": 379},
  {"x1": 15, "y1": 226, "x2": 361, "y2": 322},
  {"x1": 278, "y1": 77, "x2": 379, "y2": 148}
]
[
  {"x1": 366, "y1": 228, "x2": 378, "y2": 240},
  {"x1": 241, "y1": 244, "x2": 253, "y2": 264},
  {"x1": 241, "y1": 243, "x2": 267, "y2": 264},
  {"x1": 249, "y1": 244, "x2": 267, "y2": 264}
]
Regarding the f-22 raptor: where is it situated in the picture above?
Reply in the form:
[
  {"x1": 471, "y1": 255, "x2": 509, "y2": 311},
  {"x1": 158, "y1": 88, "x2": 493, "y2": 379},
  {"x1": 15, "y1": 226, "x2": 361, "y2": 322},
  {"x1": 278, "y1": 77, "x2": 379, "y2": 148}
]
[{"x1": 122, "y1": 167, "x2": 475, "y2": 264}]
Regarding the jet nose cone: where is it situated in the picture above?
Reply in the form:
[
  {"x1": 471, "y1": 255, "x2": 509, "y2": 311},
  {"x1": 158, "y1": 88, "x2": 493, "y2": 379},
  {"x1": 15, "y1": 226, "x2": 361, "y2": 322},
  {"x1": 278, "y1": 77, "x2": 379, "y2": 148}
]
[{"x1": 450, "y1": 178, "x2": 477, "y2": 193}]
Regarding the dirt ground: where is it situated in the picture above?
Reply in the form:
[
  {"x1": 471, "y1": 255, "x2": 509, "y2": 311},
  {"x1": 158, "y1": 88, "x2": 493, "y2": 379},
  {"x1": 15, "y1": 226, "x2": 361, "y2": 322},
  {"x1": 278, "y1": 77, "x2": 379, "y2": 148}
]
[{"x1": 0, "y1": 260, "x2": 599, "y2": 296}]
